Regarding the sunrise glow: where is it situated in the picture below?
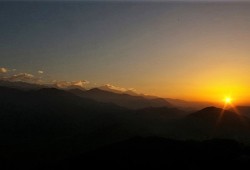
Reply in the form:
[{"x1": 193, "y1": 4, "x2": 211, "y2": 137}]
[
  {"x1": 1, "y1": 2, "x2": 250, "y2": 105},
  {"x1": 225, "y1": 97, "x2": 232, "y2": 104}
]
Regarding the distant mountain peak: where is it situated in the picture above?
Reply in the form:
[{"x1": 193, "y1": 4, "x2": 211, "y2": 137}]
[
  {"x1": 36, "y1": 87, "x2": 66, "y2": 94},
  {"x1": 67, "y1": 88, "x2": 86, "y2": 93},
  {"x1": 88, "y1": 88, "x2": 111, "y2": 93},
  {"x1": 187, "y1": 106, "x2": 243, "y2": 122},
  {"x1": 53, "y1": 81, "x2": 86, "y2": 90},
  {"x1": 69, "y1": 87, "x2": 172, "y2": 109},
  {"x1": 200, "y1": 106, "x2": 222, "y2": 112},
  {"x1": 37, "y1": 87, "x2": 61, "y2": 92},
  {"x1": 0, "y1": 80, "x2": 47, "y2": 90},
  {"x1": 98, "y1": 84, "x2": 139, "y2": 96}
]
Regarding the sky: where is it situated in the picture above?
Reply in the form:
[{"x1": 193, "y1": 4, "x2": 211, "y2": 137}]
[{"x1": 1, "y1": 1, "x2": 250, "y2": 104}]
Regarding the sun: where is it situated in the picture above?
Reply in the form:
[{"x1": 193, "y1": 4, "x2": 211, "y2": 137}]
[{"x1": 224, "y1": 97, "x2": 232, "y2": 104}]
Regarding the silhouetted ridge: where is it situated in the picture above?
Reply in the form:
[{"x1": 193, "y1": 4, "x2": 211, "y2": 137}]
[
  {"x1": 87, "y1": 88, "x2": 113, "y2": 94},
  {"x1": 200, "y1": 106, "x2": 221, "y2": 112},
  {"x1": 188, "y1": 106, "x2": 241, "y2": 121},
  {"x1": 67, "y1": 88, "x2": 86, "y2": 94},
  {"x1": 177, "y1": 106, "x2": 250, "y2": 140},
  {"x1": 0, "y1": 80, "x2": 46, "y2": 90},
  {"x1": 0, "y1": 86, "x2": 23, "y2": 94},
  {"x1": 188, "y1": 106, "x2": 223, "y2": 119},
  {"x1": 232, "y1": 106, "x2": 250, "y2": 118},
  {"x1": 69, "y1": 87, "x2": 172, "y2": 109},
  {"x1": 36, "y1": 87, "x2": 66, "y2": 94},
  {"x1": 34, "y1": 87, "x2": 78, "y2": 98},
  {"x1": 137, "y1": 107, "x2": 186, "y2": 120}
]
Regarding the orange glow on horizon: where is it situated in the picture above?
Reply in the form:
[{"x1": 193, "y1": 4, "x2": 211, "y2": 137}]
[
  {"x1": 156, "y1": 80, "x2": 250, "y2": 105},
  {"x1": 215, "y1": 95, "x2": 247, "y2": 127},
  {"x1": 224, "y1": 97, "x2": 231, "y2": 104}
]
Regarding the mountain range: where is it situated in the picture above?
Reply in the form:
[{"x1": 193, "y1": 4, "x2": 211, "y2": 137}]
[
  {"x1": 68, "y1": 88, "x2": 172, "y2": 109},
  {"x1": 1, "y1": 82, "x2": 250, "y2": 142},
  {"x1": 0, "y1": 80, "x2": 214, "y2": 110},
  {"x1": 1, "y1": 81, "x2": 250, "y2": 168}
]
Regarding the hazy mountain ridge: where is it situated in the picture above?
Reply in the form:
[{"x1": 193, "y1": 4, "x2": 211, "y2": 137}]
[
  {"x1": 173, "y1": 107, "x2": 250, "y2": 140},
  {"x1": 98, "y1": 84, "x2": 139, "y2": 96},
  {"x1": 165, "y1": 98, "x2": 217, "y2": 111},
  {"x1": 230, "y1": 106, "x2": 250, "y2": 118},
  {"x1": 68, "y1": 88, "x2": 173, "y2": 109},
  {"x1": 0, "y1": 80, "x2": 47, "y2": 90},
  {"x1": 0, "y1": 80, "x2": 215, "y2": 110},
  {"x1": 136, "y1": 107, "x2": 187, "y2": 120}
]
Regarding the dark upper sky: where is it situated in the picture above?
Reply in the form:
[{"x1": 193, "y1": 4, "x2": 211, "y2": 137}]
[{"x1": 1, "y1": 1, "x2": 250, "y2": 103}]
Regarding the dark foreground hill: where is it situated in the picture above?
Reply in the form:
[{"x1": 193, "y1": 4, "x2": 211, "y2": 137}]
[
  {"x1": 232, "y1": 106, "x2": 250, "y2": 118},
  {"x1": 175, "y1": 107, "x2": 250, "y2": 140},
  {"x1": 64, "y1": 137, "x2": 250, "y2": 167},
  {"x1": 2, "y1": 137, "x2": 250, "y2": 169}
]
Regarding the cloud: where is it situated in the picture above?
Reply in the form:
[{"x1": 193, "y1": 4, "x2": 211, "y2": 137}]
[
  {"x1": 0, "y1": 68, "x2": 89, "y2": 89},
  {"x1": 99, "y1": 84, "x2": 138, "y2": 94},
  {"x1": 102, "y1": 84, "x2": 127, "y2": 92},
  {"x1": 4, "y1": 73, "x2": 42, "y2": 83},
  {"x1": 0, "y1": 67, "x2": 8, "y2": 73},
  {"x1": 54, "y1": 80, "x2": 89, "y2": 89},
  {"x1": 73, "y1": 80, "x2": 89, "y2": 87},
  {"x1": 9, "y1": 73, "x2": 34, "y2": 80}
]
